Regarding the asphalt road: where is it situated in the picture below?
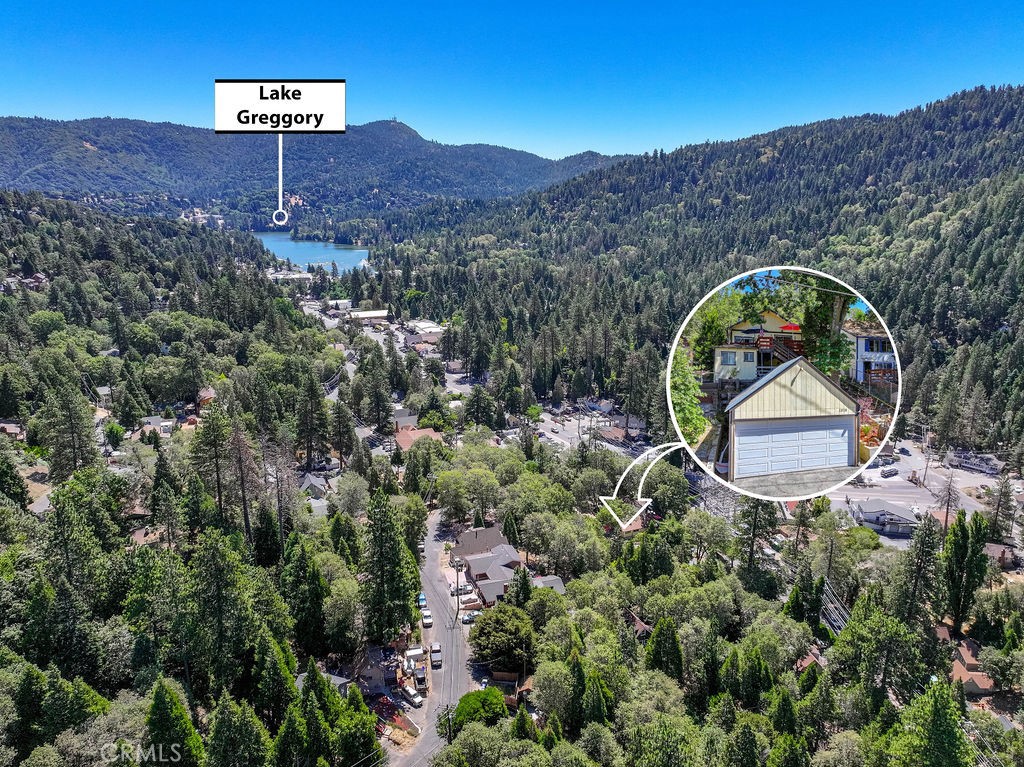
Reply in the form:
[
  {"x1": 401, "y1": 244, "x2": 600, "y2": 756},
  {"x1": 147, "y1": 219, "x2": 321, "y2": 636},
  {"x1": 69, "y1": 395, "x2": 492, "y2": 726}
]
[
  {"x1": 391, "y1": 511, "x2": 474, "y2": 767},
  {"x1": 827, "y1": 438, "x2": 996, "y2": 550}
]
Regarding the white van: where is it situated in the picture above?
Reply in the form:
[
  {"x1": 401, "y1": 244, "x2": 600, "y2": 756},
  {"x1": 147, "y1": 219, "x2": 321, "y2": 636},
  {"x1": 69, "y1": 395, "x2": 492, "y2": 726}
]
[{"x1": 401, "y1": 684, "x2": 424, "y2": 707}]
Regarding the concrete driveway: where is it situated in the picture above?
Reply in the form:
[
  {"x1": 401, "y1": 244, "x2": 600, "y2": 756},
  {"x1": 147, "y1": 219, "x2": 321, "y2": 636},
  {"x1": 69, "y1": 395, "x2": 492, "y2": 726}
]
[{"x1": 731, "y1": 466, "x2": 862, "y2": 499}]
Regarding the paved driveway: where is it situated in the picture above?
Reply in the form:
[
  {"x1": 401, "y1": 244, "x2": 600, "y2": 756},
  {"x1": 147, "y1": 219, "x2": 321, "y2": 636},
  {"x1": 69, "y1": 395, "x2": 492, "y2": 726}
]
[{"x1": 732, "y1": 466, "x2": 862, "y2": 498}]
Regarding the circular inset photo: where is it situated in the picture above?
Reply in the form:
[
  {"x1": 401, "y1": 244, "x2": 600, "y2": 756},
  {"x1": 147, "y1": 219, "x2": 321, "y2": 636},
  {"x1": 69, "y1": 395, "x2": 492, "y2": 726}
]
[{"x1": 667, "y1": 266, "x2": 902, "y2": 501}]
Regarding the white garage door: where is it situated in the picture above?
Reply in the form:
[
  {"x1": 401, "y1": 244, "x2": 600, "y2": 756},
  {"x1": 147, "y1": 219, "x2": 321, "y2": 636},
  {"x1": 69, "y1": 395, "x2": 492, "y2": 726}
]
[{"x1": 733, "y1": 416, "x2": 853, "y2": 479}]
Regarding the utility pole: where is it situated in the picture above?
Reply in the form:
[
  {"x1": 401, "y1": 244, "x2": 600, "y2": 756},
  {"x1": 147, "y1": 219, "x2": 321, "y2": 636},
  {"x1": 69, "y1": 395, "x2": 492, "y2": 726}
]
[{"x1": 920, "y1": 421, "x2": 932, "y2": 489}]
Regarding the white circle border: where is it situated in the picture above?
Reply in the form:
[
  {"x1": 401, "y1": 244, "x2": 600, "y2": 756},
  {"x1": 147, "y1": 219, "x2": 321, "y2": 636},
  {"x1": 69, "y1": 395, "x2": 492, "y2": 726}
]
[{"x1": 665, "y1": 265, "x2": 904, "y2": 503}]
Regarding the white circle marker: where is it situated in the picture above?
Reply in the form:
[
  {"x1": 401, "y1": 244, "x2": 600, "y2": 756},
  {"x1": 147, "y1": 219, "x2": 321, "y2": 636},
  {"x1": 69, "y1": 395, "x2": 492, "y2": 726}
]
[
  {"x1": 272, "y1": 209, "x2": 289, "y2": 226},
  {"x1": 665, "y1": 265, "x2": 903, "y2": 502}
]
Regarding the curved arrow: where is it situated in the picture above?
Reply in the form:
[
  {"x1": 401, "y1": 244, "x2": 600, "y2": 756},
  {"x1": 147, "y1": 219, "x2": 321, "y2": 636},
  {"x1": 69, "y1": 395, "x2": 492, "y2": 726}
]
[
  {"x1": 599, "y1": 441, "x2": 685, "y2": 531},
  {"x1": 636, "y1": 442, "x2": 687, "y2": 500}
]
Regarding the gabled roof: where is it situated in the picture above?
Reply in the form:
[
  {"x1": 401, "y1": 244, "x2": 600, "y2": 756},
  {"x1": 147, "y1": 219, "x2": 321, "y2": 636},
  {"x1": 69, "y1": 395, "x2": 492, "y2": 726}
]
[
  {"x1": 725, "y1": 356, "x2": 858, "y2": 414},
  {"x1": 727, "y1": 309, "x2": 795, "y2": 330},
  {"x1": 300, "y1": 474, "x2": 328, "y2": 491},
  {"x1": 464, "y1": 544, "x2": 521, "y2": 581},
  {"x1": 858, "y1": 500, "x2": 915, "y2": 520},
  {"x1": 842, "y1": 318, "x2": 886, "y2": 337},
  {"x1": 452, "y1": 526, "x2": 509, "y2": 558}
]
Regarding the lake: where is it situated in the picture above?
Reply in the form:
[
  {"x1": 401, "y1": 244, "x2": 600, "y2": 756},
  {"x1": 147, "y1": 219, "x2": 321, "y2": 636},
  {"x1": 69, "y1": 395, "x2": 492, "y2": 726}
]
[{"x1": 254, "y1": 232, "x2": 369, "y2": 271}]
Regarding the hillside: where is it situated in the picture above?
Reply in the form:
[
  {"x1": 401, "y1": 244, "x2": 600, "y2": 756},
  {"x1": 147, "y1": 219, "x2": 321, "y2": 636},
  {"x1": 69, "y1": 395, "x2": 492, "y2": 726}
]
[
  {"x1": 337, "y1": 85, "x2": 1024, "y2": 455},
  {"x1": 0, "y1": 117, "x2": 626, "y2": 219}
]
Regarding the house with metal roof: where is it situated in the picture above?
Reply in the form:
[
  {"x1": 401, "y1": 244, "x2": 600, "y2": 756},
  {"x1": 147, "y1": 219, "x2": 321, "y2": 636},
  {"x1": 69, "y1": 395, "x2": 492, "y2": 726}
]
[{"x1": 724, "y1": 357, "x2": 859, "y2": 482}]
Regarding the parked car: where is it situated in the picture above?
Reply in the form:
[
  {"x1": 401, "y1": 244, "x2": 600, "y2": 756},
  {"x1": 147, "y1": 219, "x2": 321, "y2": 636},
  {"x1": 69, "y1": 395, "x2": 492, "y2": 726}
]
[
  {"x1": 449, "y1": 582, "x2": 456, "y2": 596},
  {"x1": 430, "y1": 642, "x2": 442, "y2": 668},
  {"x1": 417, "y1": 541, "x2": 425, "y2": 556},
  {"x1": 417, "y1": 592, "x2": 427, "y2": 608},
  {"x1": 881, "y1": 467, "x2": 899, "y2": 478},
  {"x1": 400, "y1": 685, "x2": 423, "y2": 708},
  {"x1": 458, "y1": 583, "x2": 474, "y2": 595},
  {"x1": 422, "y1": 609, "x2": 433, "y2": 628},
  {"x1": 461, "y1": 610, "x2": 481, "y2": 624}
]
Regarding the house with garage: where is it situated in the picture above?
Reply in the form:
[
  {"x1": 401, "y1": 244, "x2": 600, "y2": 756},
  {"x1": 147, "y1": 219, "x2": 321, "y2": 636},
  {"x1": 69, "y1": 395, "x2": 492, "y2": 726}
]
[
  {"x1": 841, "y1": 319, "x2": 897, "y2": 383},
  {"x1": 713, "y1": 311, "x2": 805, "y2": 383},
  {"x1": 723, "y1": 356, "x2": 860, "y2": 483}
]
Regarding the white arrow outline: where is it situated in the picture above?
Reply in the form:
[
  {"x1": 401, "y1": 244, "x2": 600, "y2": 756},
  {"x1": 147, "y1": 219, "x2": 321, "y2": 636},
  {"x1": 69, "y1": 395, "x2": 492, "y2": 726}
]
[{"x1": 599, "y1": 441, "x2": 685, "y2": 530}]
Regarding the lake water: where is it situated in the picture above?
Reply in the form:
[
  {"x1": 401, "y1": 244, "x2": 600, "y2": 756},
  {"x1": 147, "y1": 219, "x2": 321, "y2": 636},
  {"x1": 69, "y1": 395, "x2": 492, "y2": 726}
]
[{"x1": 254, "y1": 232, "x2": 369, "y2": 271}]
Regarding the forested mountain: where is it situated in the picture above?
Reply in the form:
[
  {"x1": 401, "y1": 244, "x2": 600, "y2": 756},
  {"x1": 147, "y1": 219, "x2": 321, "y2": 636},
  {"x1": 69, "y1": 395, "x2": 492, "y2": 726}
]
[
  {"x1": 0, "y1": 117, "x2": 625, "y2": 220},
  {"x1": 336, "y1": 85, "x2": 1024, "y2": 461}
]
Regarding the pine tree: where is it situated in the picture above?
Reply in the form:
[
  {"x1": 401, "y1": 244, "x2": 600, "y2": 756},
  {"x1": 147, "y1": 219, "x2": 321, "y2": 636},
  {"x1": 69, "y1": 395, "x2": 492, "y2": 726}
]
[
  {"x1": 37, "y1": 388, "x2": 98, "y2": 482},
  {"x1": 188, "y1": 530, "x2": 253, "y2": 695},
  {"x1": 739, "y1": 647, "x2": 773, "y2": 709},
  {"x1": 645, "y1": 617, "x2": 683, "y2": 680},
  {"x1": 888, "y1": 682, "x2": 971, "y2": 767},
  {"x1": 731, "y1": 723, "x2": 759, "y2": 767},
  {"x1": 888, "y1": 515, "x2": 943, "y2": 628},
  {"x1": 252, "y1": 371, "x2": 276, "y2": 434},
  {"x1": 40, "y1": 665, "x2": 109, "y2": 741},
  {"x1": 181, "y1": 472, "x2": 215, "y2": 538},
  {"x1": 581, "y1": 671, "x2": 609, "y2": 725},
  {"x1": 280, "y1": 539, "x2": 328, "y2": 656},
  {"x1": 228, "y1": 418, "x2": 261, "y2": 545},
  {"x1": 766, "y1": 734, "x2": 809, "y2": 767},
  {"x1": 510, "y1": 703, "x2": 538, "y2": 741},
  {"x1": 768, "y1": 686, "x2": 797, "y2": 735},
  {"x1": 253, "y1": 627, "x2": 297, "y2": 732},
  {"x1": 0, "y1": 370, "x2": 21, "y2": 418},
  {"x1": 10, "y1": 663, "x2": 47, "y2": 760},
  {"x1": 504, "y1": 566, "x2": 533, "y2": 608},
  {"x1": 297, "y1": 371, "x2": 330, "y2": 472},
  {"x1": 150, "y1": 482, "x2": 182, "y2": 549},
  {"x1": 189, "y1": 402, "x2": 232, "y2": 527},
  {"x1": 271, "y1": 704, "x2": 308, "y2": 767},
  {"x1": 144, "y1": 679, "x2": 204, "y2": 767},
  {"x1": 300, "y1": 659, "x2": 344, "y2": 727},
  {"x1": 0, "y1": 437, "x2": 29, "y2": 510},
  {"x1": 735, "y1": 496, "x2": 779, "y2": 584},
  {"x1": 502, "y1": 511, "x2": 521, "y2": 548},
  {"x1": 943, "y1": 509, "x2": 988, "y2": 634},
  {"x1": 360, "y1": 490, "x2": 419, "y2": 642},
  {"x1": 797, "y1": 673, "x2": 836, "y2": 750},
  {"x1": 206, "y1": 692, "x2": 273, "y2": 767},
  {"x1": 721, "y1": 648, "x2": 742, "y2": 701},
  {"x1": 564, "y1": 649, "x2": 586, "y2": 736}
]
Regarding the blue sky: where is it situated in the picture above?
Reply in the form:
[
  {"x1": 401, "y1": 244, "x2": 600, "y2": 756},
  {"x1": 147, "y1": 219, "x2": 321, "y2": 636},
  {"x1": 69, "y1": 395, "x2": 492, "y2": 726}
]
[{"x1": 3, "y1": 2, "x2": 1024, "y2": 158}]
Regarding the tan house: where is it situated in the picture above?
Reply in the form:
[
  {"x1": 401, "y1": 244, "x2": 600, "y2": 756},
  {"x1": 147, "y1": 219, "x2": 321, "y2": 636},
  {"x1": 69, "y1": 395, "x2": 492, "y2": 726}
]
[{"x1": 714, "y1": 311, "x2": 805, "y2": 382}]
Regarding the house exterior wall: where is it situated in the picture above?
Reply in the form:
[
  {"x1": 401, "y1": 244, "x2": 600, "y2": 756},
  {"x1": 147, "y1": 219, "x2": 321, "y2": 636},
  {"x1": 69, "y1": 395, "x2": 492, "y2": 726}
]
[
  {"x1": 842, "y1": 330, "x2": 897, "y2": 382},
  {"x1": 714, "y1": 347, "x2": 759, "y2": 381},
  {"x1": 730, "y1": 365, "x2": 857, "y2": 421}
]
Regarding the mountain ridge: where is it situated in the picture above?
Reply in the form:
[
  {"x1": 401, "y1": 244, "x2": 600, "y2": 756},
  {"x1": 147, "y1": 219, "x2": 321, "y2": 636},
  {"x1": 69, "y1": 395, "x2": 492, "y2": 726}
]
[{"x1": 0, "y1": 116, "x2": 629, "y2": 217}]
